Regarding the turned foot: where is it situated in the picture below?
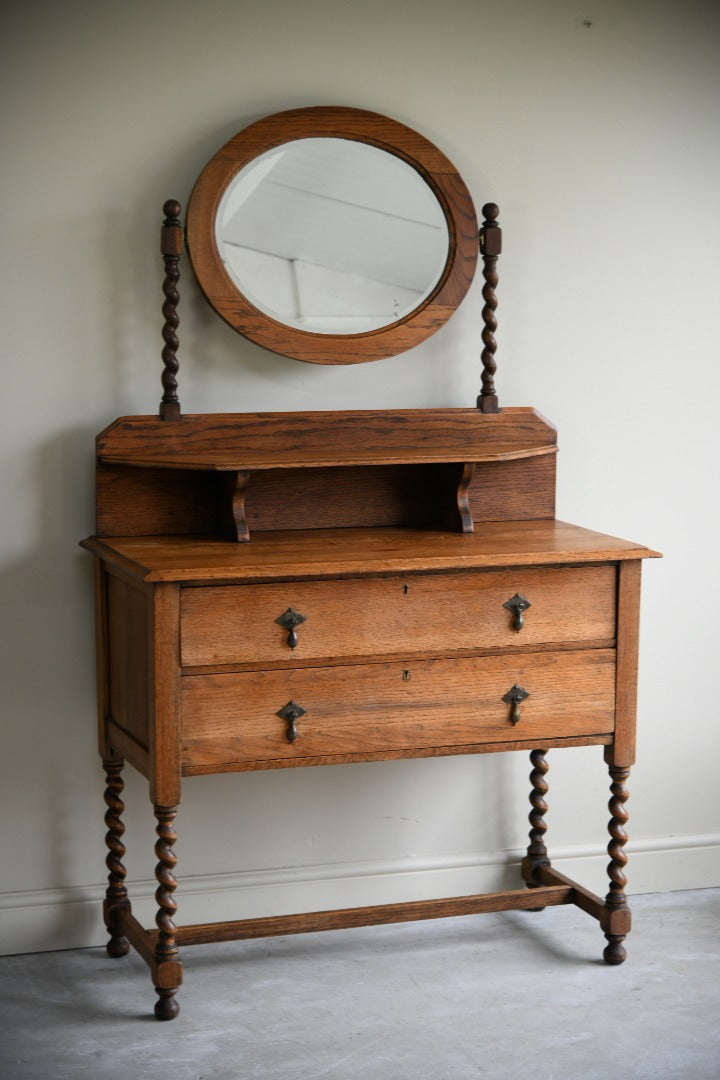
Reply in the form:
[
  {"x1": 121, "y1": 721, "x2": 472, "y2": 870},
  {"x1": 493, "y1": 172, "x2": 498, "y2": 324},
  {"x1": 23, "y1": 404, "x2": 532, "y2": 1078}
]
[
  {"x1": 602, "y1": 764, "x2": 631, "y2": 965},
  {"x1": 154, "y1": 987, "x2": 180, "y2": 1020},
  {"x1": 102, "y1": 757, "x2": 131, "y2": 957},
  {"x1": 106, "y1": 935, "x2": 130, "y2": 958},
  {"x1": 521, "y1": 749, "x2": 550, "y2": 909},
  {"x1": 603, "y1": 935, "x2": 627, "y2": 965}
]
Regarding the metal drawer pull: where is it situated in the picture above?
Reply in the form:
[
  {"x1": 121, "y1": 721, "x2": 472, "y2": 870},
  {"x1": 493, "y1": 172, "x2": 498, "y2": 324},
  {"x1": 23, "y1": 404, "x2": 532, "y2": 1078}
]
[
  {"x1": 275, "y1": 607, "x2": 307, "y2": 649},
  {"x1": 503, "y1": 684, "x2": 530, "y2": 725},
  {"x1": 503, "y1": 593, "x2": 531, "y2": 632},
  {"x1": 277, "y1": 700, "x2": 306, "y2": 743}
]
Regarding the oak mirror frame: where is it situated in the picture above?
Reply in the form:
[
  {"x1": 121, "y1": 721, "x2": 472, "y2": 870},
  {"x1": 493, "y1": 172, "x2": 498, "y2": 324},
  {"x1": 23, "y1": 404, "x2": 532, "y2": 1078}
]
[{"x1": 185, "y1": 106, "x2": 479, "y2": 365}]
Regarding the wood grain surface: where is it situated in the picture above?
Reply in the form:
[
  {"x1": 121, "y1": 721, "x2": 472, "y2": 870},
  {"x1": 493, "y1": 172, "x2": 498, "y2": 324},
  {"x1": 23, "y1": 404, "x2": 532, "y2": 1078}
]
[
  {"x1": 148, "y1": 583, "x2": 182, "y2": 805},
  {"x1": 93, "y1": 409, "x2": 558, "y2": 540},
  {"x1": 96, "y1": 408, "x2": 557, "y2": 471},
  {"x1": 609, "y1": 559, "x2": 643, "y2": 767},
  {"x1": 180, "y1": 734, "x2": 612, "y2": 774},
  {"x1": 81, "y1": 521, "x2": 660, "y2": 584},
  {"x1": 180, "y1": 564, "x2": 616, "y2": 669},
  {"x1": 168, "y1": 886, "x2": 574, "y2": 946},
  {"x1": 95, "y1": 455, "x2": 557, "y2": 538},
  {"x1": 181, "y1": 649, "x2": 616, "y2": 768},
  {"x1": 107, "y1": 574, "x2": 150, "y2": 747}
]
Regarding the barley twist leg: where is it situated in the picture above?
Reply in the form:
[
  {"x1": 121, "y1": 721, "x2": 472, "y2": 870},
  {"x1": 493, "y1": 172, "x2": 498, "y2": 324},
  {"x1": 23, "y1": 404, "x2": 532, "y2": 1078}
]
[
  {"x1": 102, "y1": 758, "x2": 130, "y2": 957},
  {"x1": 603, "y1": 765, "x2": 631, "y2": 964},
  {"x1": 521, "y1": 749, "x2": 551, "y2": 908},
  {"x1": 153, "y1": 805, "x2": 181, "y2": 1019}
]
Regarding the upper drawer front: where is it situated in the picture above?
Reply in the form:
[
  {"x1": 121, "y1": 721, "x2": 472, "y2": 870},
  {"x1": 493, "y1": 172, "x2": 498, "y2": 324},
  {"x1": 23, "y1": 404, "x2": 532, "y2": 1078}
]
[
  {"x1": 181, "y1": 649, "x2": 616, "y2": 768},
  {"x1": 180, "y1": 565, "x2": 616, "y2": 668}
]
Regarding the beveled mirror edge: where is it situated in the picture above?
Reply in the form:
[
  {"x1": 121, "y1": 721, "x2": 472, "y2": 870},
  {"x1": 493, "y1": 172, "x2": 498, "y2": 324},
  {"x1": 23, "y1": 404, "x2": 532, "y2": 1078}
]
[{"x1": 185, "y1": 106, "x2": 479, "y2": 365}]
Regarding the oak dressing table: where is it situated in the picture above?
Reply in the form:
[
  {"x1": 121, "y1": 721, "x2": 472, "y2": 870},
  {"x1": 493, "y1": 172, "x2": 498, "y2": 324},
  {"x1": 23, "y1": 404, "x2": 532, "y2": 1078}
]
[{"x1": 81, "y1": 107, "x2": 659, "y2": 1019}]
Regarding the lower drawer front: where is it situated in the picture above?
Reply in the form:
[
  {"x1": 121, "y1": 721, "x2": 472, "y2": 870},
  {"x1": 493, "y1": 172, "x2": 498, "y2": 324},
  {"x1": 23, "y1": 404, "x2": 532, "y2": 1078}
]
[{"x1": 181, "y1": 650, "x2": 615, "y2": 768}]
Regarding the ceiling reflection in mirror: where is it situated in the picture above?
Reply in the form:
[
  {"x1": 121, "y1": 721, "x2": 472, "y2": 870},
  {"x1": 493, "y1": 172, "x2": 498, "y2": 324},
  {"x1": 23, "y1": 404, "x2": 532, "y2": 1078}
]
[{"x1": 215, "y1": 138, "x2": 449, "y2": 334}]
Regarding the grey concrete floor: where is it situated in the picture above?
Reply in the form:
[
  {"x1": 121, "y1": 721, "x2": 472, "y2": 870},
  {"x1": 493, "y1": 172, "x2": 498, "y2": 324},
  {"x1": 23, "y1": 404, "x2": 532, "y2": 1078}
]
[{"x1": 0, "y1": 889, "x2": 718, "y2": 1080}]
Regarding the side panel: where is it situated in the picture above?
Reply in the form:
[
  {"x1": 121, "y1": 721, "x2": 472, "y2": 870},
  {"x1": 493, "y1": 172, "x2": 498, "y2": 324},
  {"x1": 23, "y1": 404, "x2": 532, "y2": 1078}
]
[{"x1": 107, "y1": 574, "x2": 151, "y2": 751}]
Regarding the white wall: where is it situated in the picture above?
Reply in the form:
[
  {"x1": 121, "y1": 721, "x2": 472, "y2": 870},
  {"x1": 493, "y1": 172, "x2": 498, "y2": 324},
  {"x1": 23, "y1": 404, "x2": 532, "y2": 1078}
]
[{"x1": 1, "y1": 0, "x2": 719, "y2": 954}]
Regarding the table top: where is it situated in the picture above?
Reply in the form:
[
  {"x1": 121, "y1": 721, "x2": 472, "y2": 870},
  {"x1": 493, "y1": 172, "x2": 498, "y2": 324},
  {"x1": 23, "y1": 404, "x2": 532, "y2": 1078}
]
[{"x1": 81, "y1": 520, "x2": 660, "y2": 584}]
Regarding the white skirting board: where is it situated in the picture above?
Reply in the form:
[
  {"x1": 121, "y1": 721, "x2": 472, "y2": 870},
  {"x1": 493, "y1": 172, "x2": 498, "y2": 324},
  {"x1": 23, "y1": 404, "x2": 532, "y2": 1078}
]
[{"x1": 2, "y1": 833, "x2": 719, "y2": 956}]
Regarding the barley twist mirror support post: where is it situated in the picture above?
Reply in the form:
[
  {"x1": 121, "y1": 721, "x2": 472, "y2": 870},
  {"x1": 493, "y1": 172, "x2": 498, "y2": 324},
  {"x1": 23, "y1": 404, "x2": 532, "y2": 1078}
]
[
  {"x1": 159, "y1": 199, "x2": 183, "y2": 421},
  {"x1": 476, "y1": 202, "x2": 501, "y2": 414}
]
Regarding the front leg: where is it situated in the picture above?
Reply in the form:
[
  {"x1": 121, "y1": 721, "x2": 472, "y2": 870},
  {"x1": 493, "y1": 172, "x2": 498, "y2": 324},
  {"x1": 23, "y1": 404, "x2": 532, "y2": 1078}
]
[
  {"x1": 521, "y1": 749, "x2": 551, "y2": 905},
  {"x1": 602, "y1": 765, "x2": 631, "y2": 964},
  {"x1": 153, "y1": 805, "x2": 182, "y2": 1019},
  {"x1": 102, "y1": 757, "x2": 130, "y2": 957}
]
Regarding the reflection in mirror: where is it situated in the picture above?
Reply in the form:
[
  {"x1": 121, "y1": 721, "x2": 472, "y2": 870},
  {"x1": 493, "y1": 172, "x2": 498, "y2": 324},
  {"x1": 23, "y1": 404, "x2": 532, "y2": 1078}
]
[{"x1": 215, "y1": 138, "x2": 449, "y2": 334}]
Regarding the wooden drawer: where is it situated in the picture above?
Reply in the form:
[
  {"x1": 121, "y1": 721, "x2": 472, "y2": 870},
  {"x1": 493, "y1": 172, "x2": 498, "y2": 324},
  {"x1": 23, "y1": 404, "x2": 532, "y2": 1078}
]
[
  {"x1": 181, "y1": 649, "x2": 616, "y2": 768},
  {"x1": 180, "y1": 565, "x2": 616, "y2": 669}
]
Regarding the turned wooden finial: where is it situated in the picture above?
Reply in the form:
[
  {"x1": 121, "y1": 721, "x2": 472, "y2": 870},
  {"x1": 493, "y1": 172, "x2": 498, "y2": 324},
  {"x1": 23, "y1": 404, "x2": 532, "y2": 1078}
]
[
  {"x1": 160, "y1": 199, "x2": 183, "y2": 421},
  {"x1": 476, "y1": 202, "x2": 501, "y2": 414}
]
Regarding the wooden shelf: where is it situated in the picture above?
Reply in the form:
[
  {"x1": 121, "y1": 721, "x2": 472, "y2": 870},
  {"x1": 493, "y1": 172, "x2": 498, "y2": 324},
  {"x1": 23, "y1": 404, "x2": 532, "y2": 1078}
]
[
  {"x1": 95, "y1": 407, "x2": 561, "y2": 542},
  {"x1": 99, "y1": 444, "x2": 557, "y2": 471},
  {"x1": 97, "y1": 407, "x2": 557, "y2": 471}
]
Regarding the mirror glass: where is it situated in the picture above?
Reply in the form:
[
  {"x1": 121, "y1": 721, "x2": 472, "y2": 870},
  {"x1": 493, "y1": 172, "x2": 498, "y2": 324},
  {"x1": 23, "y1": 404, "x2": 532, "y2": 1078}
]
[{"x1": 214, "y1": 138, "x2": 449, "y2": 334}]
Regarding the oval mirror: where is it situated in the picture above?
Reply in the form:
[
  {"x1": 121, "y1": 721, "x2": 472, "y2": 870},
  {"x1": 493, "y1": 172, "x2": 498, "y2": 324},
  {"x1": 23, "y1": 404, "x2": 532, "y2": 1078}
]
[
  {"x1": 215, "y1": 138, "x2": 450, "y2": 335},
  {"x1": 186, "y1": 107, "x2": 478, "y2": 364}
]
